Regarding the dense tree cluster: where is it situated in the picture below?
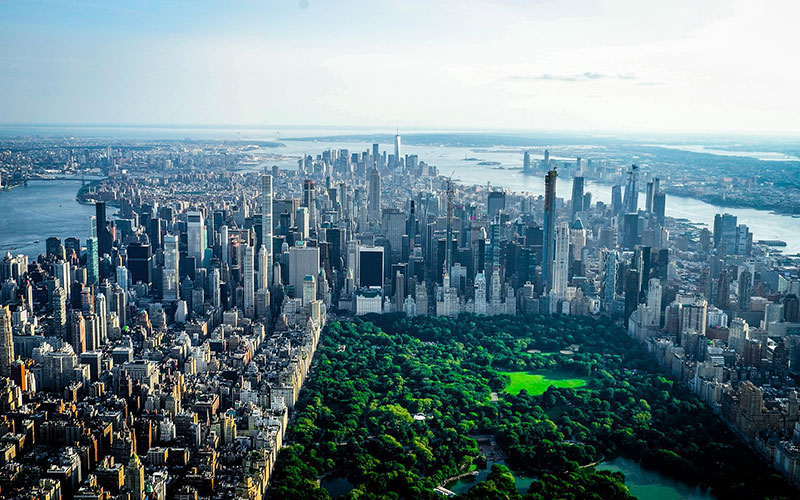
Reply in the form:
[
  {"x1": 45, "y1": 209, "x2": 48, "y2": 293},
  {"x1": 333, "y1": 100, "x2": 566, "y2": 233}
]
[{"x1": 268, "y1": 313, "x2": 795, "y2": 499}]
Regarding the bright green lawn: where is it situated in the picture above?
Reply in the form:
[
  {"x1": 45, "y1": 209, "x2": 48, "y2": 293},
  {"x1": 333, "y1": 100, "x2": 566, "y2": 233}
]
[{"x1": 500, "y1": 370, "x2": 588, "y2": 396}]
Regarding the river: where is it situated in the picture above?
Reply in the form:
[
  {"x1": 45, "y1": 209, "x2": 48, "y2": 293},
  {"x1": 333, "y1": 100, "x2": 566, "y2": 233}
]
[{"x1": 0, "y1": 180, "x2": 96, "y2": 257}]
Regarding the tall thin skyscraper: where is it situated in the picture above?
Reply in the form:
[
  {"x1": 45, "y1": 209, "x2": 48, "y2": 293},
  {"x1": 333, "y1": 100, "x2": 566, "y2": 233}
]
[
  {"x1": 243, "y1": 243, "x2": 255, "y2": 318},
  {"x1": 571, "y1": 176, "x2": 584, "y2": 221},
  {"x1": 260, "y1": 173, "x2": 273, "y2": 287},
  {"x1": 71, "y1": 310, "x2": 86, "y2": 355},
  {"x1": 602, "y1": 250, "x2": 617, "y2": 303},
  {"x1": 86, "y1": 236, "x2": 99, "y2": 285},
  {"x1": 738, "y1": 268, "x2": 752, "y2": 312},
  {"x1": 653, "y1": 191, "x2": 666, "y2": 227},
  {"x1": 220, "y1": 225, "x2": 229, "y2": 266},
  {"x1": 611, "y1": 185, "x2": 623, "y2": 215},
  {"x1": 623, "y1": 164, "x2": 639, "y2": 214},
  {"x1": 210, "y1": 267, "x2": 221, "y2": 309},
  {"x1": 96, "y1": 201, "x2": 112, "y2": 256},
  {"x1": 258, "y1": 245, "x2": 269, "y2": 291},
  {"x1": 368, "y1": 167, "x2": 381, "y2": 222},
  {"x1": 95, "y1": 293, "x2": 108, "y2": 346},
  {"x1": 551, "y1": 222, "x2": 570, "y2": 300},
  {"x1": 302, "y1": 179, "x2": 316, "y2": 230},
  {"x1": 394, "y1": 132, "x2": 401, "y2": 167},
  {"x1": 187, "y1": 212, "x2": 206, "y2": 267},
  {"x1": 542, "y1": 167, "x2": 557, "y2": 292},
  {"x1": 0, "y1": 306, "x2": 13, "y2": 377},
  {"x1": 53, "y1": 287, "x2": 67, "y2": 337},
  {"x1": 645, "y1": 180, "x2": 655, "y2": 213},
  {"x1": 445, "y1": 179, "x2": 454, "y2": 275},
  {"x1": 163, "y1": 234, "x2": 180, "y2": 301}
]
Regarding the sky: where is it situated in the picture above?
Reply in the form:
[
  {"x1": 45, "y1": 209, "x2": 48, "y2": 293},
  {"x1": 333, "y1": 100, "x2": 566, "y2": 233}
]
[{"x1": 1, "y1": 0, "x2": 799, "y2": 135}]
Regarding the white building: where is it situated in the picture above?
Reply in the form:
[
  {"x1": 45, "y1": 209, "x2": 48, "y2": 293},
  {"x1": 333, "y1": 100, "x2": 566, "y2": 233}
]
[{"x1": 186, "y1": 212, "x2": 206, "y2": 266}]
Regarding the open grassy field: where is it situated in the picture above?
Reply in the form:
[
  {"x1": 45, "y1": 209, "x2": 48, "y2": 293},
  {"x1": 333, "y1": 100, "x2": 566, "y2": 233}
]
[{"x1": 500, "y1": 370, "x2": 588, "y2": 396}]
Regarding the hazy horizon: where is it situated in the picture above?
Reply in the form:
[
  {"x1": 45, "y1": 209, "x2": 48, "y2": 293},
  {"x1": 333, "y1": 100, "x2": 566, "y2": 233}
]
[{"x1": 3, "y1": 1, "x2": 800, "y2": 135}]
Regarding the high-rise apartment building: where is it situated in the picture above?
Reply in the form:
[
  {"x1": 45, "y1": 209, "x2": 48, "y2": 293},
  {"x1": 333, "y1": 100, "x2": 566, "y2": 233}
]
[
  {"x1": 551, "y1": 222, "x2": 570, "y2": 300},
  {"x1": 0, "y1": 306, "x2": 13, "y2": 377},
  {"x1": 163, "y1": 234, "x2": 180, "y2": 301},
  {"x1": 542, "y1": 168, "x2": 557, "y2": 292},
  {"x1": 260, "y1": 174, "x2": 273, "y2": 287},
  {"x1": 187, "y1": 212, "x2": 206, "y2": 266}
]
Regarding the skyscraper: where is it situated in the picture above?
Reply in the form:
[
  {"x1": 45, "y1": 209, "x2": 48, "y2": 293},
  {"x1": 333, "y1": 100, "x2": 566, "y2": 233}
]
[
  {"x1": 0, "y1": 306, "x2": 13, "y2": 377},
  {"x1": 623, "y1": 164, "x2": 639, "y2": 214},
  {"x1": 623, "y1": 213, "x2": 640, "y2": 250},
  {"x1": 289, "y1": 242, "x2": 320, "y2": 295},
  {"x1": 487, "y1": 191, "x2": 506, "y2": 218},
  {"x1": 52, "y1": 287, "x2": 67, "y2": 337},
  {"x1": 551, "y1": 222, "x2": 570, "y2": 300},
  {"x1": 162, "y1": 234, "x2": 180, "y2": 301},
  {"x1": 95, "y1": 293, "x2": 108, "y2": 346},
  {"x1": 624, "y1": 268, "x2": 641, "y2": 327},
  {"x1": 96, "y1": 201, "x2": 112, "y2": 256},
  {"x1": 474, "y1": 272, "x2": 487, "y2": 315},
  {"x1": 187, "y1": 212, "x2": 206, "y2": 266},
  {"x1": 126, "y1": 453, "x2": 145, "y2": 500},
  {"x1": 116, "y1": 265, "x2": 129, "y2": 291},
  {"x1": 394, "y1": 132, "x2": 401, "y2": 167},
  {"x1": 210, "y1": 267, "x2": 221, "y2": 309},
  {"x1": 611, "y1": 185, "x2": 623, "y2": 215},
  {"x1": 571, "y1": 176, "x2": 584, "y2": 221},
  {"x1": 357, "y1": 245, "x2": 384, "y2": 289},
  {"x1": 86, "y1": 236, "x2": 100, "y2": 285},
  {"x1": 260, "y1": 173, "x2": 273, "y2": 287},
  {"x1": 368, "y1": 167, "x2": 381, "y2": 222},
  {"x1": 71, "y1": 310, "x2": 86, "y2": 355},
  {"x1": 542, "y1": 167, "x2": 557, "y2": 292},
  {"x1": 303, "y1": 179, "x2": 316, "y2": 230},
  {"x1": 243, "y1": 244, "x2": 255, "y2": 318},
  {"x1": 713, "y1": 213, "x2": 738, "y2": 254},
  {"x1": 652, "y1": 191, "x2": 666, "y2": 227},
  {"x1": 126, "y1": 243, "x2": 152, "y2": 286},
  {"x1": 647, "y1": 278, "x2": 662, "y2": 327},
  {"x1": 738, "y1": 268, "x2": 752, "y2": 311},
  {"x1": 258, "y1": 245, "x2": 269, "y2": 291}
]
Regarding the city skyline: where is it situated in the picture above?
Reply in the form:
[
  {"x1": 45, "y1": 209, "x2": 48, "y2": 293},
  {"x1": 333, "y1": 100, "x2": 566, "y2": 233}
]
[
  {"x1": 3, "y1": 2, "x2": 800, "y2": 498},
  {"x1": 2, "y1": 1, "x2": 800, "y2": 134}
]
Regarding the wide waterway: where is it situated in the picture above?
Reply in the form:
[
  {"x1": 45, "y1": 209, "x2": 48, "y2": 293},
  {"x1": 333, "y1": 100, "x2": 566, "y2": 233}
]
[{"x1": 0, "y1": 180, "x2": 96, "y2": 257}]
